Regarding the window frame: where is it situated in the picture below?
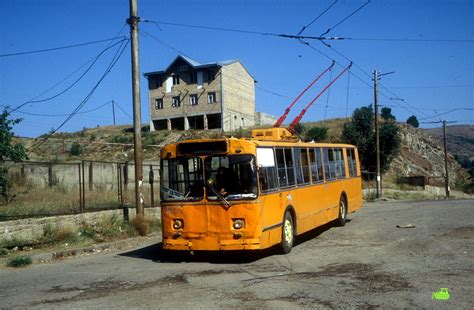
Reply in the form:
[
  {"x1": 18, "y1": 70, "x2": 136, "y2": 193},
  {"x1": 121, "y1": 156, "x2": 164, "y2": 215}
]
[
  {"x1": 190, "y1": 94, "x2": 198, "y2": 106},
  {"x1": 154, "y1": 98, "x2": 163, "y2": 110},
  {"x1": 171, "y1": 96, "x2": 181, "y2": 107},
  {"x1": 172, "y1": 75, "x2": 180, "y2": 85},
  {"x1": 207, "y1": 92, "x2": 217, "y2": 103}
]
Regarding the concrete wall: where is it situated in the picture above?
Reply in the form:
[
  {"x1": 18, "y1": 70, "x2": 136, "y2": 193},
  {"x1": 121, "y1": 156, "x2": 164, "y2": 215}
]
[
  {"x1": 221, "y1": 62, "x2": 256, "y2": 131},
  {"x1": 7, "y1": 161, "x2": 160, "y2": 191},
  {"x1": 255, "y1": 111, "x2": 277, "y2": 126},
  {"x1": 0, "y1": 208, "x2": 160, "y2": 246}
]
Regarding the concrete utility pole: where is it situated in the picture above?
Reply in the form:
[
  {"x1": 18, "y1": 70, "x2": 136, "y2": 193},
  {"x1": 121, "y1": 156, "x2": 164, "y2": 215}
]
[
  {"x1": 443, "y1": 120, "x2": 450, "y2": 198},
  {"x1": 111, "y1": 100, "x2": 116, "y2": 126},
  {"x1": 373, "y1": 70, "x2": 381, "y2": 198},
  {"x1": 128, "y1": 0, "x2": 144, "y2": 216},
  {"x1": 372, "y1": 69, "x2": 395, "y2": 199}
]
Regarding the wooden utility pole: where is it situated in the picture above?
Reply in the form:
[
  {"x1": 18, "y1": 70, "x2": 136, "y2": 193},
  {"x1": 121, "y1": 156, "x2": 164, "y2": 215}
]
[
  {"x1": 443, "y1": 120, "x2": 450, "y2": 198},
  {"x1": 128, "y1": 0, "x2": 144, "y2": 216},
  {"x1": 372, "y1": 70, "x2": 395, "y2": 199},
  {"x1": 112, "y1": 100, "x2": 116, "y2": 126},
  {"x1": 373, "y1": 70, "x2": 381, "y2": 198}
]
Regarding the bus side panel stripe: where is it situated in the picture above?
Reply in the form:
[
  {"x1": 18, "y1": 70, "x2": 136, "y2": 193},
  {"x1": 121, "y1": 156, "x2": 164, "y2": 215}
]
[{"x1": 262, "y1": 222, "x2": 282, "y2": 232}]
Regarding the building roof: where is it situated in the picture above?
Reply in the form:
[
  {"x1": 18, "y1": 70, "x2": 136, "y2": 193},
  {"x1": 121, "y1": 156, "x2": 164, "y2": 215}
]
[{"x1": 143, "y1": 55, "x2": 254, "y2": 80}]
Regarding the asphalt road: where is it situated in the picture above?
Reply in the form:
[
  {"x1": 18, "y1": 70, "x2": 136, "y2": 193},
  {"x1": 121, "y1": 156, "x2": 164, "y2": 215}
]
[{"x1": 1, "y1": 199, "x2": 473, "y2": 309}]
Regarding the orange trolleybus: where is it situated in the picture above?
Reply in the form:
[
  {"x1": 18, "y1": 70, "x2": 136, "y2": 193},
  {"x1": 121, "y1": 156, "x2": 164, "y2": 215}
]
[{"x1": 159, "y1": 127, "x2": 362, "y2": 253}]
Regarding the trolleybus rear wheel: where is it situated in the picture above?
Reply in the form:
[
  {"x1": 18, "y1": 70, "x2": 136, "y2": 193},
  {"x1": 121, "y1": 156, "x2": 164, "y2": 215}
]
[{"x1": 337, "y1": 196, "x2": 347, "y2": 227}]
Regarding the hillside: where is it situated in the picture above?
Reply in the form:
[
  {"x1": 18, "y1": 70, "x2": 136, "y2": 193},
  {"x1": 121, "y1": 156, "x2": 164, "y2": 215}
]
[{"x1": 423, "y1": 125, "x2": 474, "y2": 174}]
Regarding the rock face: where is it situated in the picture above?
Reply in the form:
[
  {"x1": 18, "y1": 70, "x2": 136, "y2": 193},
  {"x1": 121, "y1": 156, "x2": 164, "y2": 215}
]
[{"x1": 387, "y1": 124, "x2": 470, "y2": 187}]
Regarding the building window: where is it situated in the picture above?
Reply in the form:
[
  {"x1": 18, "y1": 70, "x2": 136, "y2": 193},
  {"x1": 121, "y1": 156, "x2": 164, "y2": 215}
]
[
  {"x1": 190, "y1": 94, "x2": 198, "y2": 106},
  {"x1": 179, "y1": 65, "x2": 188, "y2": 72},
  {"x1": 172, "y1": 75, "x2": 180, "y2": 85},
  {"x1": 208, "y1": 70, "x2": 215, "y2": 82},
  {"x1": 172, "y1": 96, "x2": 181, "y2": 107},
  {"x1": 190, "y1": 72, "x2": 197, "y2": 83},
  {"x1": 154, "y1": 98, "x2": 163, "y2": 110},
  {"x1": 207, "y1": 92, "x2": 216, "y2": 103}
]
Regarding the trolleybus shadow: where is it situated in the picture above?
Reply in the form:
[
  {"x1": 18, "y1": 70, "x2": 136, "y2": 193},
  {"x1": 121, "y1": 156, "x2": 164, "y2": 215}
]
[{"x1": 119, "y1": 220, "x2": 349, "y2": 264}]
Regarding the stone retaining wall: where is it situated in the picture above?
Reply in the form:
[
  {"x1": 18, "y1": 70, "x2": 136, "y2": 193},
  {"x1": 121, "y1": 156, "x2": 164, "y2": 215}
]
[{"x1": 0, "y1": 208, "x2": 160, "y2": 246}]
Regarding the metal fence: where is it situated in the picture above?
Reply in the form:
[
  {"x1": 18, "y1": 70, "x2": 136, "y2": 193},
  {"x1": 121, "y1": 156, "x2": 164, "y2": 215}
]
[{"x1": 1, "y1": 160, "x2": 160, "y2": 220}]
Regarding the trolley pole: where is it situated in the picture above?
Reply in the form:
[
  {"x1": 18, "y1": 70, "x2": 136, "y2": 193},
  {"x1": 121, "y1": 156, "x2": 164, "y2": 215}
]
[{"x1": 127, "y1": 0, "x2": 144, "y2": 216}]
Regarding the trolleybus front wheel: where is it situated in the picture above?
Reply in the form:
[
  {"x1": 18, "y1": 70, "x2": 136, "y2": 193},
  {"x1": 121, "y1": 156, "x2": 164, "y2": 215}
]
[{"x1": 279, "y1": 210, "x2": 295, "y2": 254}]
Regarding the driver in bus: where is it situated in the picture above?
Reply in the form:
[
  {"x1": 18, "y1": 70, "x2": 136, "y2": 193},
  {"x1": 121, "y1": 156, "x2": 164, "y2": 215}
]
[{"x1": 216, "y1": 166, "x2": 233, "y2": 196}]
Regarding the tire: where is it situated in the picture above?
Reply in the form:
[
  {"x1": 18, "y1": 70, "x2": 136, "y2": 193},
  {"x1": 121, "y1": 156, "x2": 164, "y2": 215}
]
[
  {"x1": 279, "y1": 210, "x2": 295, "y2": 254},
  {"x1": 336, "y1": 196, "x2": 347, "y2": 227}
]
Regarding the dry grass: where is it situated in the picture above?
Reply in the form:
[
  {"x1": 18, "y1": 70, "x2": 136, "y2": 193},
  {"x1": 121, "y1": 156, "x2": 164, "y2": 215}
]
[
  {"x1": 131, "y1": 215, "x2": 150, "y2": 236},
  {"x1": 1, "y1": 183, "x2": 158, "y2": 220}
]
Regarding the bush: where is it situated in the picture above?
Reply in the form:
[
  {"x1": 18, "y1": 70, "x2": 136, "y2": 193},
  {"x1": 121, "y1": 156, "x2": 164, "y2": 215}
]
[
  {"x1": 0, "y1": 248, "x2": 8, "y2": 256},
  {"x1": 6, "y1": 255, "x2": 32, "y2": 267},
  {"x1": 305, "y1": 126, "x2": 328, "y2": 141},
  {"x1": 69, "y1": 142, "x2": 82, "y2": 156}
]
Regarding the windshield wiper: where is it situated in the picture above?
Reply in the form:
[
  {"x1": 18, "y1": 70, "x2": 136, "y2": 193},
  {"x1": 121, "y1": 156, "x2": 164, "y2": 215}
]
[{"x1": 207, "y1": 185, "x2": 231, "y2": 207}]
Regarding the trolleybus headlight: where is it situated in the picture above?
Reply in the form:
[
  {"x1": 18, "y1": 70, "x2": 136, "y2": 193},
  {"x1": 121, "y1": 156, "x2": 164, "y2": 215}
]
[
  {"x1": 233, "y1": 219, "x2": 244, "y2": 230},
  {"x1": 173, "y1": 219, "x2": 183, "y2": 230}
]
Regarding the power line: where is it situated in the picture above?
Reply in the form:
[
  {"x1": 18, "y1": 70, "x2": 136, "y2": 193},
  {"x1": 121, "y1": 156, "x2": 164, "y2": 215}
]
[
  {"x1": 348, "y1": 37, "x2": 474, "y2": 43},
  {"x1": 320, "y1": 0, "x2": 371, "y2": 36},
  {"x1": 29, "y1": 39, "x2": 129, "y2": 152},
  {"x1": 10, "y1": 38, "x2": 128, "y2": 112},
  {"x1": 419, "y1": 108, "x2": 474, "y2": 121},
  {"x1": 142, "y1": 19, "x2": 347, "y2": 41},
  {"x1": 322, "y1": 43, "x2": 432, "y2": 118},
  {"x1": 4, "y1": 101, "x2": 113, "y2": 117},
  {"x1": 0, "y1": 36, "x2": 128, "y2": 58},
  {"x1": 113, "y1": 101, "x2": 133, "y2": 120},
  {"x1": 297, "y1": 0, "x2": 338, "y2": 35}
]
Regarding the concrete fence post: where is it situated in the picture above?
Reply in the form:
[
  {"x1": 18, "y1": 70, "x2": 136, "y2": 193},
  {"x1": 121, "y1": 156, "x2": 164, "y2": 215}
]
[{"x1": 88, "y1": 161, "x2": 93, "y2": 191}]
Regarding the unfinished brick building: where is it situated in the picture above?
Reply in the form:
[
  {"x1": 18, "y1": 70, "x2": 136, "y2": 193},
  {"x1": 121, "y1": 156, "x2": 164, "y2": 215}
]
[{"x1": 144, "y1": 55, "x2": 256, "y2": 132}]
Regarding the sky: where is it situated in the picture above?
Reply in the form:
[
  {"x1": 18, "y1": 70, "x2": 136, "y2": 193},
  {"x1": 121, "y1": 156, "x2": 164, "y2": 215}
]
[{"x1": 0, "y1": 0, "x2": 473, "y2": 138}]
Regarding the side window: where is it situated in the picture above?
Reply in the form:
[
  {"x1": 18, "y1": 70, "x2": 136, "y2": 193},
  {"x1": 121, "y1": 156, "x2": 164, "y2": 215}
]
[
  {"x1": 301, "y1": 148, "x2": 310, "y2": 183},
  {"x1": 276, "y1": 148, "x2": 287, "y2": 187},
  {"x1": 309, "y1": 148, "x2": 323, "y2": 183},
  {"x1": 284, "y1": 148, "x2": 295, "y2": 186},
  {"x1": 294, "y1": 148, "x2": 303, "y2": 184},
  {"x1": 257, "y1": 148, "x2": 278, "y2": 192},
  {"x1": 276, "y1": 148, "x2": 295, "y2": 188},
  {"x1": 294, "y1": 148, "x2": 310, "y2": 185},
  {"x1": 347, "y1": 148, "x2": 358, "y2": 177},
  {"x1": 334, "y1": 148, "x2": 346, "y2": 178},
  {"x1": 324, "y1": 148, "x2": 336, "y2": 180}
]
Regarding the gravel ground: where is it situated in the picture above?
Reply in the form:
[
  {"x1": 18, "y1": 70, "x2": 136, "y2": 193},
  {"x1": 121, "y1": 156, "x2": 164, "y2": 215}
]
[{"x1": 0, "y1": 199, "x2": 472, "y2": 309}]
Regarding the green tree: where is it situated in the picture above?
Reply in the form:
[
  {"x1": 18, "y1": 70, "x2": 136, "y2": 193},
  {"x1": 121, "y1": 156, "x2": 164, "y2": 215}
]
[
  {"x1": 342, "y1": 105, "x2": 400, "y2": 175},
  {"x1": 406, "y1": 115, "x2": 419, "y2": 128},
  {"x1": 381, "y1": 107, "x2": 396, "y2": 121},
  {"x1": 0, "y1": 109, "x2": 28, "y2": 202},
  {"x1": 292, "y1": 123, "x2": 305, "y2": 135},
  {"x1": 305, "y1": 126, "x2": 328, "y2": 142}
]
